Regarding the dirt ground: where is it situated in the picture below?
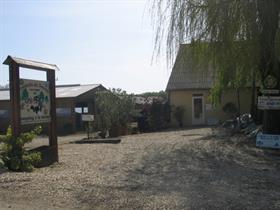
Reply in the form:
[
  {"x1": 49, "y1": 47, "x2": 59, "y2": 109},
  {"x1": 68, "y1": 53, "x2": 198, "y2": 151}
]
[{"x1": 0, "y1": 127, "x2": 280, "y2": 210}]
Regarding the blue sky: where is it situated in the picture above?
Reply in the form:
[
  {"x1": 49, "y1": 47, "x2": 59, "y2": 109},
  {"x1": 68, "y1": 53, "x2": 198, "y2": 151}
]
[{"x1": 0, "y1": 0, "x2": 170, "y2": 94}]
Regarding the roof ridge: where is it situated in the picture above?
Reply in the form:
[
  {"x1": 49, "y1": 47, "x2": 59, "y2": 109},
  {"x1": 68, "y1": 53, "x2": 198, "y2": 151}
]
[{"x1": 9, "y1": 56, "x2": 57, "y2": 67}]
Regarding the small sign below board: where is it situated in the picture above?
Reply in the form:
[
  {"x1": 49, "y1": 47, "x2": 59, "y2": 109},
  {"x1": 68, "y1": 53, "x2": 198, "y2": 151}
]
[
  {"x1": 256, "y1": 133, "x2": 280, "y2": 149},
  {"x1": 258, "y1": 96, "x2": 280, "y2": 110},
  {"x1": 82, "y1": 114, "x2": 94, "y2": 121}
]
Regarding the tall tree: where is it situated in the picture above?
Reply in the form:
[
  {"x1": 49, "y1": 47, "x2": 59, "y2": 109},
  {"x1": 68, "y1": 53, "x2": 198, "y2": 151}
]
[{"x1": 151, "y1": 0, "x2": 280, "y2": 133}]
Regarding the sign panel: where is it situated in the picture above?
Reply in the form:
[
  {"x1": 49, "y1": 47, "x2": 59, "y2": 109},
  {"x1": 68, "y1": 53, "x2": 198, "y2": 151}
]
[
  {"x1": 82, "y1": 114, "x2": 94, "y2": 121},
  {"x1": 256, "y1": 133, "x2": 280, "y2": 149},
  {"x1": 261, "y1": 89, "x2": 280, "y2": 95},
  {"x1": 20, "y1": 79, "x2": 50, "y2": 125},
  {"x1": 258, "y1": 96, "x2": 280, "y2": 110}
]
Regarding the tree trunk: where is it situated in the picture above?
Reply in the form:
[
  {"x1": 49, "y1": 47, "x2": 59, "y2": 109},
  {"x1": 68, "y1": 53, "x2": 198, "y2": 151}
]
[
  {"x1": 250, "y1": 69, "x2": 256, "y2": 121},
  {"x1": 236, "y1": 88, "x2": 241, "y2": 117}
]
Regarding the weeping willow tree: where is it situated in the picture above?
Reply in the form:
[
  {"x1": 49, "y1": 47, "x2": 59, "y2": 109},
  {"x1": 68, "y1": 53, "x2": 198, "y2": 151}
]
[{"x1": 151, "y1": 0, "x2": 280, "y2": 133}]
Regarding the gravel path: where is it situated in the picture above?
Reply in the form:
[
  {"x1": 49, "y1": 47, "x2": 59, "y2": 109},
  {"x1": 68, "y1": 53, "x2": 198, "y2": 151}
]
[{"x1": 0, "y1": 127, "x2": 280, "y2": 210}]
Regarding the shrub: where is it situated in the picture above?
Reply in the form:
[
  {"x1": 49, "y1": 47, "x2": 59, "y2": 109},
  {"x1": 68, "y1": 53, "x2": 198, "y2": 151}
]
[
  {"x1": 0, "y1": 126, "x2": 42, "y2": 172},
  {"x1": 95, "y1": 88, "x2": 135, "y2": 137},
  {"x1": 173, "y1": 106, "x2": 185, "y2": 127},
  {"x1": 148, "y1": 101, "x2": 170, "y2": 131},
  {"x1": 222, "y1": 102, "x2": 238, "y2": 118}
]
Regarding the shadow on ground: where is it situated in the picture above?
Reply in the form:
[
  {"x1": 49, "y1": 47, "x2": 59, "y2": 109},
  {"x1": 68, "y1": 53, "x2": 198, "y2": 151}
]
[
  {"x1": 75, "y1": 135, "x2": 280, "y2": 209},
  {"x1": 123, "y1": 138, "x2": 280, "y2": 209},
  {"x1": 71, "y1": 138, "x2": 121, "y2": 144},
  {"x1": 0, "y1": 168, "x2": 8, "y2": 175}
]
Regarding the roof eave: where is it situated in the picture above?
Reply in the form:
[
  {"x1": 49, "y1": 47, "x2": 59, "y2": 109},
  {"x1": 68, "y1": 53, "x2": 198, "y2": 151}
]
[{"x1": 3, "y1": 55, "x2": 59, "y2": 72}]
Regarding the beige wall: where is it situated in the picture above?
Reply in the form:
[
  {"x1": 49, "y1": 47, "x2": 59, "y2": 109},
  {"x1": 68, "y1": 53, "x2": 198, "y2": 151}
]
[{"x1": 169, "y1": 88, "x2": 252, "y2": 127}]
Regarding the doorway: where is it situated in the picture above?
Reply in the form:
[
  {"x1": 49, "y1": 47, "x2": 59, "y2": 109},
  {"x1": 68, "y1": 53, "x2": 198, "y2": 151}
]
[{"x1": 192, "y1": 95, "x2": 205, "y2": 125}]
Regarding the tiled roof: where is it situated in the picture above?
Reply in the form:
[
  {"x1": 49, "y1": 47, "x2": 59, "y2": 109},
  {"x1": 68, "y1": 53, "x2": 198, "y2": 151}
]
[
  {"x1": 166, "y1": 44, "x2": 214, "y2": 91},
  {"x1": 55, "y1": 84, "x2": 102, "y2": 98},
  {"x1": 0, "y1": 84, "x2": 104, "y2": 101},
  {"x1": 0, "y1": 89, "x2": 10, "y2": 101}
]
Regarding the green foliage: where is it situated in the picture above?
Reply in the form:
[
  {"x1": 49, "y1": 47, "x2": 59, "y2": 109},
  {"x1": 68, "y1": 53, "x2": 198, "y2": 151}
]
[
  {"x1": 139, "y1": 91, "x2": 168, "y2": 101},
  {"x1": 173, "y1": 106, "x2": 185, "y2": 127},
  {"x1": 0, "y1": 126, "x2": 42, "y2": 172},
  {"x1": 95, "y1": 89, "x2": 135, "y2": 136},
  {"x1": 147, "y1": 101, "x2": 171, "y2": 131},
  {"x1": 222, "y1": 102, "x2": 238, "y2": 118},
  {"x1": 148, "y1": 101, "x2": 164, "y2": 131},
  {"x1": 151, "y1": 0, "x2": 280, "y2": 103}
]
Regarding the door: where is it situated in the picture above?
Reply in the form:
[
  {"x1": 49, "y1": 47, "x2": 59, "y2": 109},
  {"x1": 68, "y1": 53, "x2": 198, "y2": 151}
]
[{"x1": 192, "y1": 96, "x2": 205, "y2": 125}]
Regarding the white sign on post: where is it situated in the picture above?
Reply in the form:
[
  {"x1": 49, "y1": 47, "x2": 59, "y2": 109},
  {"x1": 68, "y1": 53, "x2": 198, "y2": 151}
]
[
  {"x1": 256, "y1": 133, "x2": 280, "y2": 149},
  {"x1": 258, "y1": 96, "x2": 280, "y2": 110},
  {"x1": 82, "y1": 114, "x2": 94, "y2": 121}
]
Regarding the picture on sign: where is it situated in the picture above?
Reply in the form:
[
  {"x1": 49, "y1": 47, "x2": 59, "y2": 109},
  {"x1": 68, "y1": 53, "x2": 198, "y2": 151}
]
[{"x1": 20, "y1": 79, "x2": 50, "y2": 125}]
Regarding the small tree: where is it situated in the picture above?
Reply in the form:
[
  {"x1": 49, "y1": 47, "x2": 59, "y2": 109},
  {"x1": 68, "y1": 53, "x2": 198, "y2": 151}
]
[
  {"x1": 148, "y1": 100, "x2": 164, "y2": 131},
  {"x1": 95, "y1": 89, "x2": 135, "y2": 137},
  {"x1": 0, "y1": 126, "x2": 42, "y2": 172}
]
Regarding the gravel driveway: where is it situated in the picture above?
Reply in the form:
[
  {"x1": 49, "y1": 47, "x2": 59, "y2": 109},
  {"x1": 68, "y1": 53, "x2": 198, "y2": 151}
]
[{"x1": 0, "y1": 127, "x2": 279, "y2": 210}]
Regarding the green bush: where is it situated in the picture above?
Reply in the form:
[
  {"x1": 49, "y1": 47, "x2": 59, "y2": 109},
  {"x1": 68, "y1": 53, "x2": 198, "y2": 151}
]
[
  {"x1": 148, "y1": 101, "x2": 170, "y2": 131},
  {"x1": 95, "y1": 88, "x2": 134, "y2": 137},
  {"x1": 222, "y1": 102, "x2": 238, "y2": 118},
  {"x1": 0, "y1": 126, "x2": 42, "y2": 172},
  {"x1": 173, "y1": 106, "x2": 185, "y2": 127}
]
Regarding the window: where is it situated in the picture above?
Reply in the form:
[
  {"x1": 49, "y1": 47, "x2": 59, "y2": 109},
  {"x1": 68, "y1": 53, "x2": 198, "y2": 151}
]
[{"x1": 0, "y1": 110, "x2": 9, "y2": 118}]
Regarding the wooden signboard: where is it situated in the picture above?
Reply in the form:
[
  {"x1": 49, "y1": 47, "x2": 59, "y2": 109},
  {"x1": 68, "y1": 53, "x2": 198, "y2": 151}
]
[{"x1": 3, "y1": 55, "x2": 59, "y2": 163}]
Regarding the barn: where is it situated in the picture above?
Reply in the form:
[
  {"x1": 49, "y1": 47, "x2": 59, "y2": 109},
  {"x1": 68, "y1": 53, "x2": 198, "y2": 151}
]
[{"x1": 0, "y1": 84, "x2": 106, "y2": 134}]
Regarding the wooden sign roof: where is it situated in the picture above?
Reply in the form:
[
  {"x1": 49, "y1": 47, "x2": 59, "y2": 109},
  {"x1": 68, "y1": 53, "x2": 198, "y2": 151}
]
[{"x1": 3, "y1": 55, "x2": 59, "y2": 71}]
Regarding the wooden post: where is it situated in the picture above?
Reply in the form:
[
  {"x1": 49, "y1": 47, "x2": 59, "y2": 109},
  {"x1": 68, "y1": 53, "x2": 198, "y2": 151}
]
[
  {"x1": 47, "y1": 70, "x2": 58, "y2": 162},
  {"x1": 9, "y1": 62, "x2": 21, "y2": 138}
]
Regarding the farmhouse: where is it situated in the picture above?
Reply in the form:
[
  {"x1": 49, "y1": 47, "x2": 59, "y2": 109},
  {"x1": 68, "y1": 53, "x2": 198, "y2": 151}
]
[
  {"x1": 0, "y1": 84, "x2": 106, "y2": 134},
  {"x1": 166, "y1": 44, "x2": 254, "y2": 126}
]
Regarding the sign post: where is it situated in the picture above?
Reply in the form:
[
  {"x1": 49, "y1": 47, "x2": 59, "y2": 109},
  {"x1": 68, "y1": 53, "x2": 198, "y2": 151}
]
[
  {"x1": 3, "y1": 56, "x2": 59, "y2": 162},
  {"x1": 82, "y1": 114, "x2": 94, "y2": 140},
  {"x1": 256, "y1": 74, "x2": 280, "y2": 149}
]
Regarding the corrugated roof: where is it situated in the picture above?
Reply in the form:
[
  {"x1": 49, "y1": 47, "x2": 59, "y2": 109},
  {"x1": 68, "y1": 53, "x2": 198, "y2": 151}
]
[
  {"x1": 166, "y1": 44, "x2": 214, "y2": 91},
  {"x1": 0, "y1": 89, "x2": 10, "y2": 101},
  {"x1": 0, "y1": 84, "x2": 103, "y2": 101},
  {"x1": 3, "y1": 56, "x2": 59, "y2": 71},
  {"x1": 56, "y1": 84, "x2": 101, "y2": 98}
]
